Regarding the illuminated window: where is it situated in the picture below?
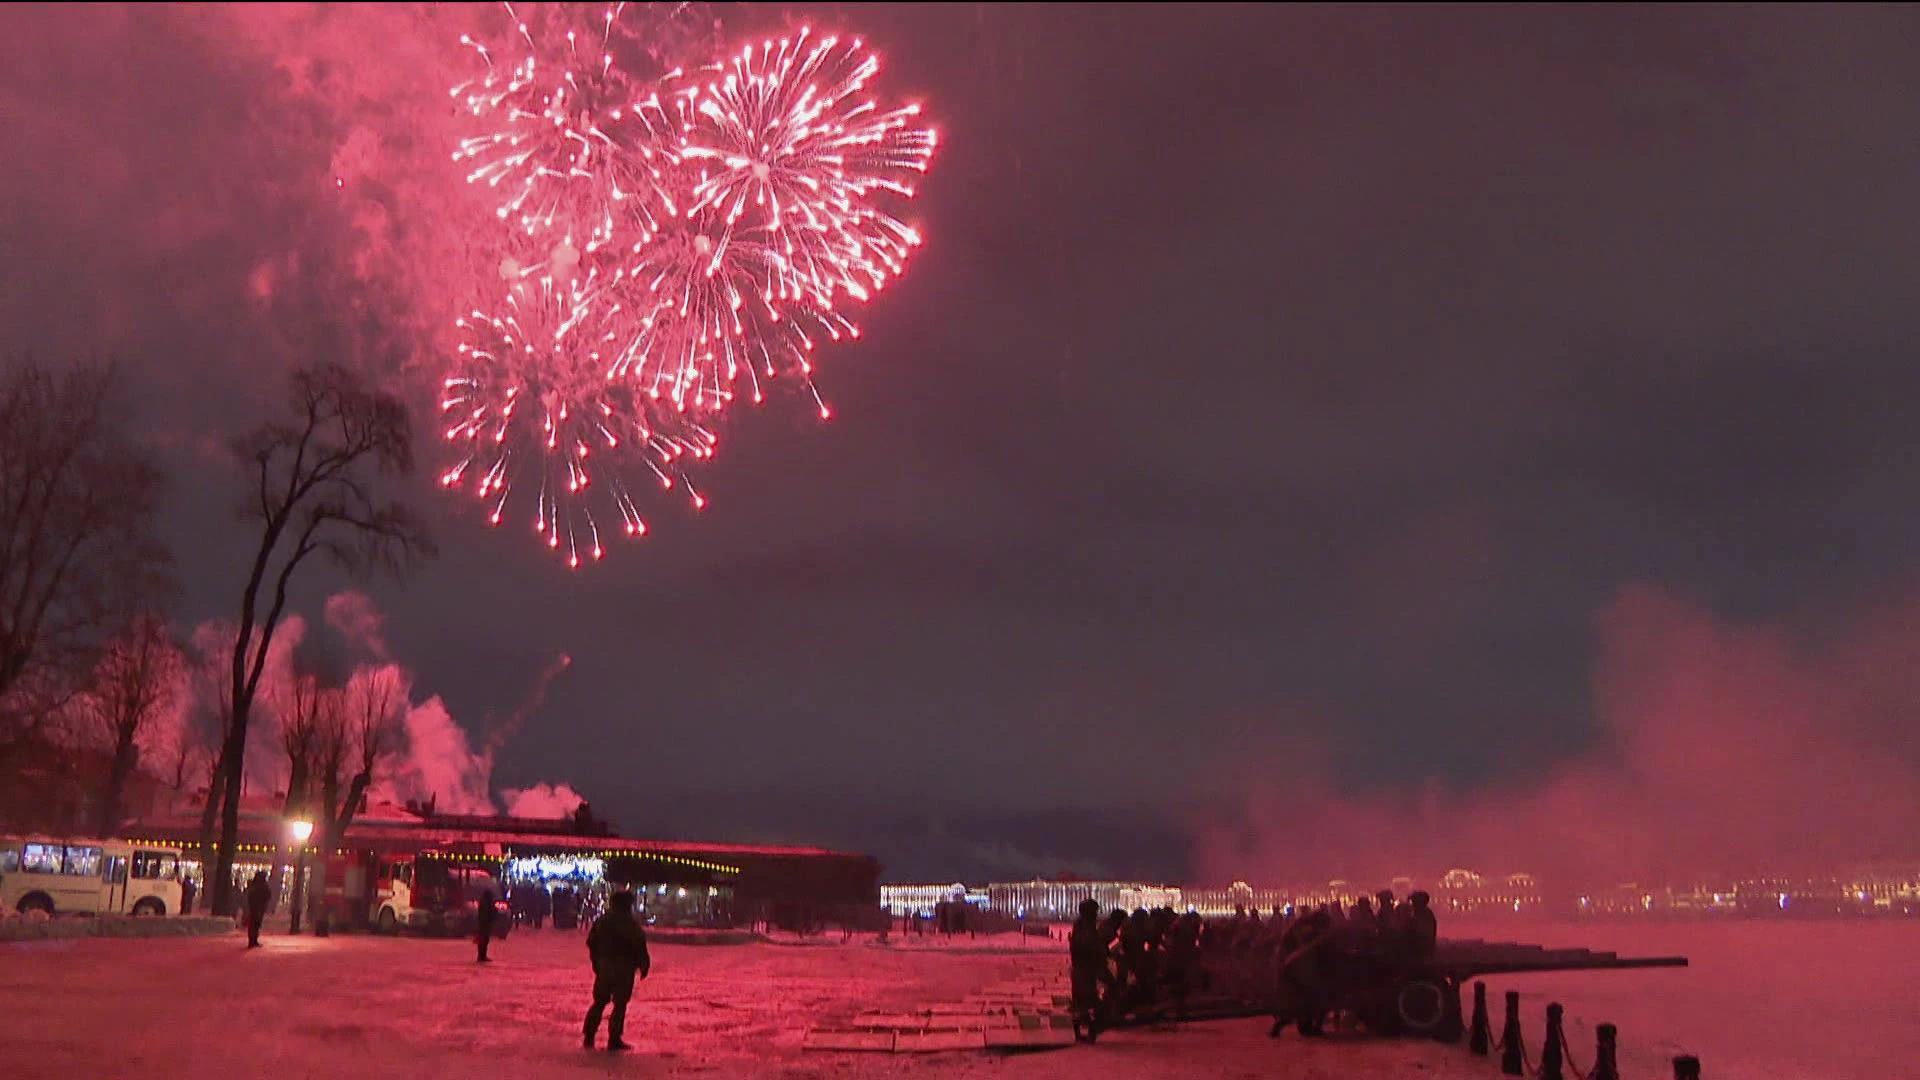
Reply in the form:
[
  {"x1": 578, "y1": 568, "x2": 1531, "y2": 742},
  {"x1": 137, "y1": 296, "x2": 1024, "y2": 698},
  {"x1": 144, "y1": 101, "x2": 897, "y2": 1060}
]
[
  {"x1": 132, "y1": 852, "x2": 178, "y2": 880},
  {"x1": 22, "y1": 843, "x2": 62, "y2": 874},
  {"x1": 63, "y1": 846, "x2": 103, "y2": 877}
]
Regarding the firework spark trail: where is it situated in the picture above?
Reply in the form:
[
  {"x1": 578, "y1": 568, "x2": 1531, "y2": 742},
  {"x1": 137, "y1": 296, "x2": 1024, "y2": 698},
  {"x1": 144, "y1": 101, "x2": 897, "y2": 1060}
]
[
  {"x1": 483, "y1": 652, "x2": 573, "y2": 757},
  {"x1": 442, "y1": 6, "x2": 935, "y2": 566},
  {"x1": 605, "y1": 28, "x2": 935, "y2": 422},
  {"x1": 451, "y1": 2, "x2": 680, "y2": 249},
  {"x1": 609, "y1": 208, "x2": 854, "y2": 418},
  {"x1": 678, "y1": 29, "x2": 936, "y2": 309},
  {"x1": 438, "y1": 262, "x2": 715, "y2": 569}
]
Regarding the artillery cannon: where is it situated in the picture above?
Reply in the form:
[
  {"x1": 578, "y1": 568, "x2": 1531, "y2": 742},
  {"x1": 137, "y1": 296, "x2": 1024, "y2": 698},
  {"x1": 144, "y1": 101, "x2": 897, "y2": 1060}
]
[{"x1": 1111, "y1": 937, "x2": 1687, "y2": 1041}]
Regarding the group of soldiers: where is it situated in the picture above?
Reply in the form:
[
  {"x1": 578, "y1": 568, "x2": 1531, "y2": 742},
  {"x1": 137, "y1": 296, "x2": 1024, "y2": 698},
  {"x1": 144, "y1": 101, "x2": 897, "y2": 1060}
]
[{"x1": 1067, "y1": 888, "x2": 1439, "y2": 1043}]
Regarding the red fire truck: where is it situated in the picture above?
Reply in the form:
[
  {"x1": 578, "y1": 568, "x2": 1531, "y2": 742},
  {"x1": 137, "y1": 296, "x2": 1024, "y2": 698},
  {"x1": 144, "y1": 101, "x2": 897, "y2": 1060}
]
[{"x1": 314, "y1": 849, "x2": 508, "y2": 937}]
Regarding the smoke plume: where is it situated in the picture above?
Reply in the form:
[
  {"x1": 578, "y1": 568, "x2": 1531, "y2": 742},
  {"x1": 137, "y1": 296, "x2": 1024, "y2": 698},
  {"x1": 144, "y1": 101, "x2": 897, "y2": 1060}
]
[
  {"x1": 323, "y1": 589, "x2": 389, "y2": 661},
  {"x1": 501, "y1": 782, "x2": 588, "y2": 819},
  {"x1": 1194, "y1": 585, "x2": 1920, "y2": 891}
]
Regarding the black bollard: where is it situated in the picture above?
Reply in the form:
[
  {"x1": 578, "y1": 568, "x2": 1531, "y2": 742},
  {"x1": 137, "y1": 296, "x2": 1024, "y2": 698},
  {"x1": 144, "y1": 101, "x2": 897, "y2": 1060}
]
[
  {"x1": 1674, "y1": 1055, "x2": 1701, "y2": 1079},
  {"x1": 1592, "y1": 1023, "x2": 1620, "y2": 1080},
  {"x1": 1500, "y1": 990, "x2": 1525, "y2": 1075},
  {"x1": 1468, "y1": 982, "x2": 1490, "y2": 1056},
  {"x1": 1539, "y1": 1003, "x2": 1565, "y2": 1080}
]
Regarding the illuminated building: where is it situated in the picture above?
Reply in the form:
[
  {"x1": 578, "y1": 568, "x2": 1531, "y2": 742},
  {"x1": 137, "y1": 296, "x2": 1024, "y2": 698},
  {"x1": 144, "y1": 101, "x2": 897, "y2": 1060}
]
[
  {"x1": 983, "y1": 879, "x2": 1181, "y2": 919},
  {"x1": 880, "y1": 882, "x2": 967, "y2": 917},
  {"x1": 1182, "y1": 881, "x2": 1288, "y2": 916}
]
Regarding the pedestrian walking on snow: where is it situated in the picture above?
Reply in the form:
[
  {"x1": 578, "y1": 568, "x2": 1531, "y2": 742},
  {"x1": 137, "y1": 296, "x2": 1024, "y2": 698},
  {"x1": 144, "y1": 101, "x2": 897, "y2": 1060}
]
[
  {"x1": 475, "y1": 889, "x2": 499, "y2": 962},
  {"x1": 243, "y1": 871, "x2": 270, "y2": 948},
  {"x1": 584, "y1": 890, "x2": 651, "y2": 1052}
]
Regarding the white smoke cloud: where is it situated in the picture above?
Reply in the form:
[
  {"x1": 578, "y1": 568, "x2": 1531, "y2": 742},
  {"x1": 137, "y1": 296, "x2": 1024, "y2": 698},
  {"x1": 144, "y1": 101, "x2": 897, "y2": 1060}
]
[
  {"x1": 179, "y1": 614, "x2": 307, "y2": 799},
  {"x1": 161, "y1": 593, "x2": 581, "y2": 821},
  {"x1": 501, "y1": 782, "x2": 587, "y2": 819},
  {"x1": 380, "y1": 695, "x2": 497, "y2": 814},
  {"x1": 323, "y1": 589, "x2": 389, "y2": 661}
]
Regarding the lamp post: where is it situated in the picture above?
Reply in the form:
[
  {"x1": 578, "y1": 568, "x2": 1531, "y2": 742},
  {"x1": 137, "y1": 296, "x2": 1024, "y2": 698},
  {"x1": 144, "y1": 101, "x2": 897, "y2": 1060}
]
[{"x1": 288, "y1": 820, "x2": 314, "y2": 934}]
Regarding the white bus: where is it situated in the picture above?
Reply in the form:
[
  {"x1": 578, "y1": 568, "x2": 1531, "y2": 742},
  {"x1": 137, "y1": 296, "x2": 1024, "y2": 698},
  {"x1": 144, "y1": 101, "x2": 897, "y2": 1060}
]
[{"x1": 0, "y1": 836, "x2": 186, "y2": 917}]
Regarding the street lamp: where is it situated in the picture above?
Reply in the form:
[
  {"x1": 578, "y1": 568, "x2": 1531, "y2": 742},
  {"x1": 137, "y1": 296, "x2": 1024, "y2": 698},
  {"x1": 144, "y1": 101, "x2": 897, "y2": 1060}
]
[{"x1": 288, "y1": 820, "x2": 314, "y2": 934}]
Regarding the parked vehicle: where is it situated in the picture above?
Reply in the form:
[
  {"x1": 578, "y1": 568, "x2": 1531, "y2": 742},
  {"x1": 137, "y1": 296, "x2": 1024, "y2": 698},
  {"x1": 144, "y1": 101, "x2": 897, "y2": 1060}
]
[
  {"x1": 364, "y1": 851, "x2": 508, "y2": 938},
  {"x1": 0, "y1": 836, "x2": 186, "y2": 917}
]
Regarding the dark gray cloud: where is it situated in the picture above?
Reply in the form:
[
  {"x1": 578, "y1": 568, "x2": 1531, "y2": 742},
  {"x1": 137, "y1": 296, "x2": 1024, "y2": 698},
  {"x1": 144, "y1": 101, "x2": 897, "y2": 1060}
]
[{"x1": 5, "y1": 5, "x2": 1920, "y2": 881}]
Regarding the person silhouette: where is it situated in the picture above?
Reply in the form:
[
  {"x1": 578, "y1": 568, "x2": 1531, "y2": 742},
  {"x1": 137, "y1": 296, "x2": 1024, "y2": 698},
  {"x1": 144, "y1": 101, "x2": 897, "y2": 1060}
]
[
  {"x1": 243, "y1": 871, "x2": 270, "y2": 948},
  {"x1": 583, "y1": 890, "x2": 651, "y2": 1052}
]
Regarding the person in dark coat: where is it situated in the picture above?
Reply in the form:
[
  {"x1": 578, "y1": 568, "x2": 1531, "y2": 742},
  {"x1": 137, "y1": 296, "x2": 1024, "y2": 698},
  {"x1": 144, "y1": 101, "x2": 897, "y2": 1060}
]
[
  {"x1": 1162, "y1": 911, "x2": 1202, "y2": 1022},
  {"x1": 1271, "y1": 909, "x2": 1332, "y2": 1038},
  {"x1": 584, "y1": 890, "x2": 651, "y2": 1052},
  {"x1": 475, "y1": 889, "x2": 499, "y2": 962},
  {"x1": 1067, "y1": 900, "x2": 1109, "y2": 1042},
  {"x1": 1113, "y1": 909, "x2": 1156, "y2": 1018},
  {"x1": 1406, "y1": 891, "x2": 1438, "y2": 961},
  {"x1": 180, "y1": 875, "x2": 197, "y2": 916},
  {"x1": 243, "y1": 870, "x2": 271, "y2": 948}
]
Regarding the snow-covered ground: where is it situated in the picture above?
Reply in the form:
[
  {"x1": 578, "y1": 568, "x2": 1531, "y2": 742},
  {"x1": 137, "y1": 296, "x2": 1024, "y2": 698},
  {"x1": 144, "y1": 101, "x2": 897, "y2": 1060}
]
[
  {"x1": 0, "y1": 927, "x2": 1478, "y2": 1080},
  {"x1": 4, "y1": 918, "x2": 1910, "y2": 1078}
]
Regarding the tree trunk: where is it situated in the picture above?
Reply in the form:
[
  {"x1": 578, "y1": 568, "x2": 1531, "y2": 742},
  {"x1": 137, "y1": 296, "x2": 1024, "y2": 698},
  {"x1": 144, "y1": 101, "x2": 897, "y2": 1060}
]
[
  {"x1": 309, "y1": 856, "x2": 333, "y2": 936},
  {"x1": 267, "y1": 759, "x2": 309, "y2": 909},
  {"x1": 310, "y1": 769, "x2": 340, "y2": 936},
  {"x1": 95, "y1": 735, "x2": 139, "y2": 838},
  {"x1": 210, "y1": 701, "x2": 252, "y2": 916},
  {"x1": 196, "y1": 745, "x2": 227, "y2": 880}
]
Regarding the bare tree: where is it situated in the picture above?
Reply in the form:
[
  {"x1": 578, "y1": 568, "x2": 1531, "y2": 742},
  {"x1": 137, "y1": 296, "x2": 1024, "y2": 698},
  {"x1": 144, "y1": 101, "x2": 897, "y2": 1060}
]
[
  {"x1": 209, "y1": 363, "x2": 433, "y2": 916},
  {"x1": 78, "y1": 614, "x2": 185, "y2": 836},
  {"x1": 308, "y1": 664, "x2": 404, "y2": 934},
  {"x1": 0, "y1": 360, "x2": 172, "y2": 764},
  {"x1": 157, "y1": 708, "x2": 212, "y2": 801}
]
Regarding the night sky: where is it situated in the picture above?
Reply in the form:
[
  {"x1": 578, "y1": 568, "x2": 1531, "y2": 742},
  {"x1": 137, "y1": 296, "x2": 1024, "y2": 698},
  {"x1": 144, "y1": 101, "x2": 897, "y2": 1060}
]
[{"x1": 5, "y1": 5, "x2": 1920, "y2": 885}]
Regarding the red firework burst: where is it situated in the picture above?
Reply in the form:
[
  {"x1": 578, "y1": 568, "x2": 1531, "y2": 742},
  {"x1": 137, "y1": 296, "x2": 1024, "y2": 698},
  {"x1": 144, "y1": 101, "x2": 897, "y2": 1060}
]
[
  {"x1": 441, "y1": 8, "x2": 936, "y2": 566},
  {"x1": 439, "y1": 261, "x2": 714, "y2": 569}
]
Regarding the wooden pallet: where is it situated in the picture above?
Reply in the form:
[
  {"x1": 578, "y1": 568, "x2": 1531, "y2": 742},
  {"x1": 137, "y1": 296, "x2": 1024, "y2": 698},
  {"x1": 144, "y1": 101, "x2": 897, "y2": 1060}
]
[{"x1": 802, "y1": 1029, "x2": 897, "y2": 1053}]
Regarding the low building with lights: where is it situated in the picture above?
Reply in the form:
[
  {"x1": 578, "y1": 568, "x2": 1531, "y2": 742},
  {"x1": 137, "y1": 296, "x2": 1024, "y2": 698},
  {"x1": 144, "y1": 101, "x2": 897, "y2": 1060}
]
[{"x1": 124, "y1": 802, "x2": 880, "y2": 931}]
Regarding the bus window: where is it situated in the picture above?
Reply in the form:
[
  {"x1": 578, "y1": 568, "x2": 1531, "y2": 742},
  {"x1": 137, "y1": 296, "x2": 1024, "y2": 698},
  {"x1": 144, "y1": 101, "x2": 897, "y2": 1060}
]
[
  {"x1": 133, "y1": 851, "x2": 178, "y2": 880},
  {"x1": 63, "y1": 846, "x2": 103, "y2": 877},
  {"x1": 0, "y1": 847, "x2": 17, "y2": 873},
  {"x1": 105, "y1": 856, "x2": 128, "y2": 885},
  {"x1": 22, "y1": 843, "x2": 62, "y2": 874}
]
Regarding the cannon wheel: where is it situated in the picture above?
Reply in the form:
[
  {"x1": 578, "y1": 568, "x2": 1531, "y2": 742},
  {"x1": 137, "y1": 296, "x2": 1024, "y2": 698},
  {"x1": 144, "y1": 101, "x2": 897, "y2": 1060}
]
[{"x1": 1394, "y1": 976, "x2": 1462, "y2": 1040}]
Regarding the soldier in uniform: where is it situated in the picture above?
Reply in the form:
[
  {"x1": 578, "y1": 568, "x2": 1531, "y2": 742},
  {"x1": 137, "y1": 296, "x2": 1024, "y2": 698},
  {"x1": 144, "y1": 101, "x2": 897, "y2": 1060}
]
[
  {"x1": 1068, "y1": 900, "x2": 1110, "y2": 1042},
  {"x1": 1374, "y1": 889, "x2": 1397, "y2": 923},
  {"x1": 1115, "y1": 908, "x2": 1157, "y2": 1019},
  {"x1": 1270, "y1": 908, "x2": 1331, "y2": 1037},
  {"x1": 1162, "y1": 911, "x2": 1202, "y2": 1022},
  {"x1": 1406, "y1": 891, "x2": 1438, "y2": 961},
  {"x1": 1097, "y1": 908, "x2": 1129, "y2": 1025},
  {"x1": 1347, "y1": 895, "x2": 1376, "y2": 933},
  {"x1": 583, "y1": 890, "x2": 651, "y2": 1052}
]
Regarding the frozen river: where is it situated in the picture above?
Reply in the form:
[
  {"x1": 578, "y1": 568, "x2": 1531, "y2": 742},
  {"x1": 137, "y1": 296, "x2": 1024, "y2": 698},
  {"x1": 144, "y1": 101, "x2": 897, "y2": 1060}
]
[{"x1": 1446, "y1": 916, "x2": 1920, "y2": 1080}]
